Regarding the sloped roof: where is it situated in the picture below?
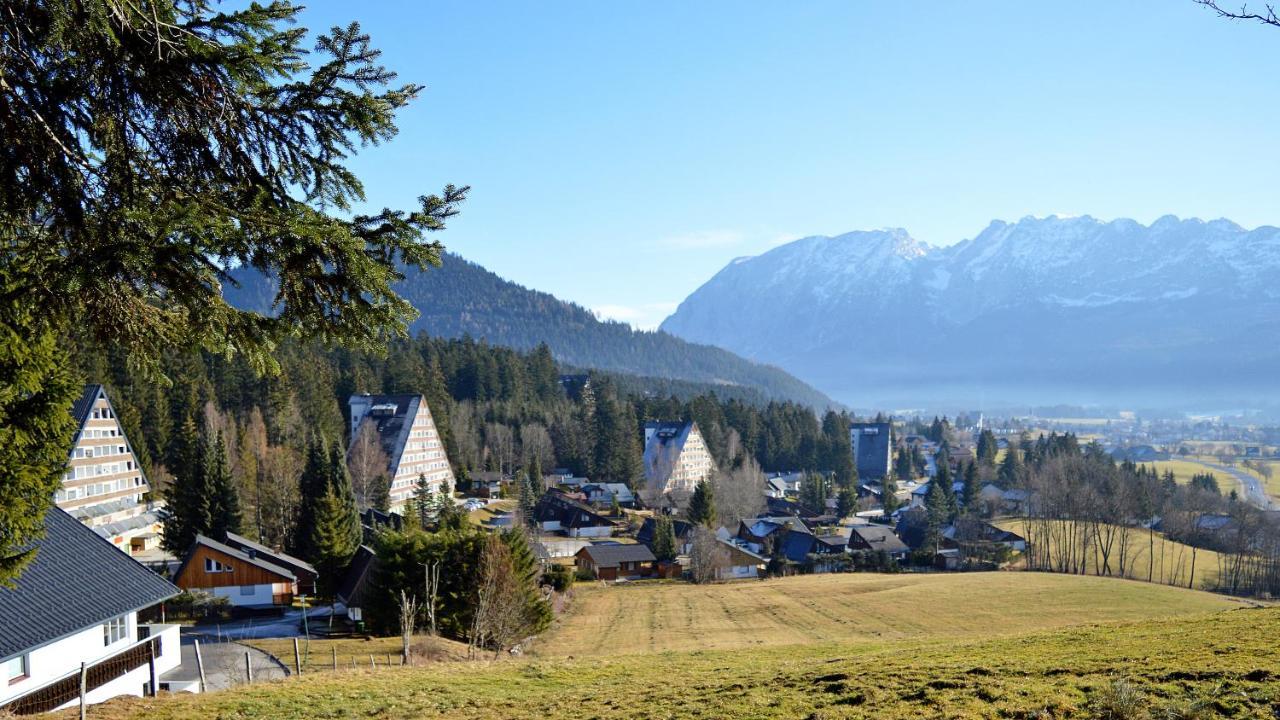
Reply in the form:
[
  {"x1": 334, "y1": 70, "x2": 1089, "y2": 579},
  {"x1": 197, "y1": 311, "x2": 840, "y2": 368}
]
[
  {"x1": 636, "y1": 517, "x2": 694, "y2": 546},
  {"x1": 223, "y1": 532, "x2": 317, "y2": 578},
  {"x1": 850, "y1": 525, "x2": 909, "y2": 554},
  {"x1": 70, "y1": 384, "x2": 102, "y2": 429},
  {"x1": 336, "y1": 545, "x2": 377, "y2": 606},
  {"x1": 350, "y1": 394, "x2": 422, "y2": 470},
  {"x1": 0, "y1": 508, "x2": 178, "y2": 661},
  {"x1": 642, "y1": 421, "x2": 695, "y2": 488},
  {"x1": 176, "y1": 535, "x2": 297, "y2": 582},
  {"x1": 577, "y1": 543, "x2": 655, "y2": 568}
]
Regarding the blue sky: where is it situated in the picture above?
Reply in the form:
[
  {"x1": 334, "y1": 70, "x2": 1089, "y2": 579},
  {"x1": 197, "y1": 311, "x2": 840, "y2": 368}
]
[{"x1": 298, "y1": 1, "x2": 1280, "y2": 330}]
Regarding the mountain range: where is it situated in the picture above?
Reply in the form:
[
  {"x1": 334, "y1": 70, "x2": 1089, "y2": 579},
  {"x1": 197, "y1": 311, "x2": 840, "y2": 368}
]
[
  {"x1": 223, "y1": 253, "x2": 835, "y2": 409},
  {"x1": 660, "y1": 215, "x2": 1280, "y2": 410}
]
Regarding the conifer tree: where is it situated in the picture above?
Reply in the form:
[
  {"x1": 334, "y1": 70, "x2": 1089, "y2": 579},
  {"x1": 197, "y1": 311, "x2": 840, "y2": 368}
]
[
  {"x1": 0, "y1": 1, "x2": 467, "y2": 583},
  {"x1": 881, "y1": 472, "x2": 901, "y2": 517},
  {"x1": 162, "y1": 417, "x2": 212, "y2": 554},
  {"x1": 310, "y1": 445, "x2": 362, "y2": 597},
  {"x1": 688, "y1": 479, "x2": 716, "y2": 527},
  {"x1": 961, "y1": 461, "x2": 980, "y2": 512},
  {"x1": 998, "y1": 445, "x2": 1023, "y2": 487},
  {"x1": 289, "y1": 438, "x2": 331, "y2": 559},
  {"x1": 206, "y1": 431, "x2": 242, "y2": 541},
  {"x1": 651, "y1": 516, "x2": 678, "y2": 562}
]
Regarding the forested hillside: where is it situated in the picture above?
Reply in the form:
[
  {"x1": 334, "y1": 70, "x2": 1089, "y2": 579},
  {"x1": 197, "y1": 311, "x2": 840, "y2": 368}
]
[
  {"x1": 68, "y1": 336, "x2": 854, "y2": 551},
  {"x1": 223, "y1": 254, "x2": 834, "y2": 409}
]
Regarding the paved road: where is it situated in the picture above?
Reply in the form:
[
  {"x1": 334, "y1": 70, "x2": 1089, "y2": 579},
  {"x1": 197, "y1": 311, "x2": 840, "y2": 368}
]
[
  {"x1": 169, "y1": 634, "x2": 289, "y2": 689},
  {"x1": 1186, "y1": 458, "x2": 1276, "y2": 510},
  {"x1": 190, "y1": 605, "x2": 340, "y2": 642}
]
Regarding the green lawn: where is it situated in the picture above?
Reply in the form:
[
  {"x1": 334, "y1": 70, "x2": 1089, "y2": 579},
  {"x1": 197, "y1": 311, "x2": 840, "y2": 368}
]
[{"x1": 76, "y1": 603, "x2": 1278, "y2": 719}]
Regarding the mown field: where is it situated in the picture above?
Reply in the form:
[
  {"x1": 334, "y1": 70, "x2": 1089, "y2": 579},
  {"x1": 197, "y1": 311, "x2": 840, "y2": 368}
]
[
  {"x1": 533, "y1": 572, "x2": 1235, "y2": 657},
  {"x1": 996, "y1": 519, "x2": 1225, "y2": 590},
  {"x1": 74, "y1": 602, "x2": 1278, "y2": 720}
]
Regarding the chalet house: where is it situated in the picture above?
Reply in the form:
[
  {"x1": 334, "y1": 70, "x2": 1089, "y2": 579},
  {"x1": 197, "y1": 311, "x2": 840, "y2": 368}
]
[
  {"x1": 581, "y1": 482, "x2": 636, "y2": 509},
  {"x1": 1000, "y1": 488, "x2": 1034, "y2": 515},
  {"x1": 977, "y1": 483, "x2": 1006, "y2": 513},
  {"x1": 737, "y1": 516, "x2": 813, "y2": 553},
  {"x1": 533, "y1": 490, "x2": 616, "y2": 538},
  {"x1": 942, "y1": 520, "x2": 1027, "y2": 552},
  {"x1": 173, "y1": 535, "x2": 304, "y2": 608},
  {"x1": 55, "y1": 385, "x2": 162, "y2": 555},
  {"x1": 642, "y1": 421, "x2": 716, "y2": 498},
  {"x1": 0, "y1": 509, "x2": 187, "y2": 715},
  {"x1": 709, "y1": 538, "x2": 767, "y2": 580},
  {"x1": 220, "y1": 533, "x2": 317, "y2": 596},
  {"x1": 848, "y1": 525, "x2": 910, "y2": 559},
  {"x1": 850, "y1": 422, "x2": 892, "y2": 480},
  {"x1": 575, "y1": 544, "x2": 657, "y2": 581},
  {"x1": 764, "y1": 495, "x2": 824, "y2": 520},
  {"x1": 348, "y1": 394, "x2": 454, "y2": 513},
  {"x1": 335, "y1": 546, "x2": 378, "y2": 625},
  {"x1": 636, "y1": 517, "x2": 695, "y2": 555}
]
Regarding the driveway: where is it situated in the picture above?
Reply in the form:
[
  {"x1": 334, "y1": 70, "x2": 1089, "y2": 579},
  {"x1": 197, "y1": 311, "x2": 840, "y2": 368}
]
[
  {"x1": 168, "y1": 633, "x2": 289, "y2": 690},
  {"x1": 189, "y1": 605, "x2": 340, "y2": 642}
]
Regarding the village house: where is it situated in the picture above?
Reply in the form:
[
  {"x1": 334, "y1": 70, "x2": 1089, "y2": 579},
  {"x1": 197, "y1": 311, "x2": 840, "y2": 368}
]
[
  {"x1": 220, "y1": 532, "x2": 318, "y2": 596},
  {"x1": 348, "y1": 394, "x2": 454, "y2": 513},
  {"x1": 848, "y1": 524, "x2": 910, "y2": 559},
  {"x1": 636, "y1": 517, "x2": 696, "y2": 555},
  {"x1": 709, "y1": 536, "x2": 768, "y2": 580},
  {"x1": 0, "y1": 509, "x2": 189, "y2": 715},
  {"x1": 575, "y1": 544, "x2": 657, "y2": 581},
  {"x1": 55, "y1": 385, "x2": 163, "y2": 555},
  {"x1": 173, "y1": 535, "x2": 308, "y2": 608},
  {"x1": 335, "y1": 545, "x2": 378, "y2": 627},
  {"x1": 532, "y1": 490, "x2": 617, "y2": 538},
  {"x1": 581, "y1": 482, "x2": 636, "y2": 509},
  {"x1": 642, "y1": 421, "x2": 716, "y2": 498},
  {"x1": 942, "y1": 520, "x2": 1027, "y2": 552}
]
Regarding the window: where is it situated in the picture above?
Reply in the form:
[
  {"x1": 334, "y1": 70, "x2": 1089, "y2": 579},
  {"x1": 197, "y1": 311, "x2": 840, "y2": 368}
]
[
  {"x1": 239, "y1": 585, "x2": 255, "y2": 596},
  {"x1": 103, "y1": 615, "x2": 127, "y2": 646},
  {"x1": 4, "y1": 654, "x2": 28, "y2": 684},
  {"x1": 204, "y1": 558, "x2": 232, "y2": 573}
]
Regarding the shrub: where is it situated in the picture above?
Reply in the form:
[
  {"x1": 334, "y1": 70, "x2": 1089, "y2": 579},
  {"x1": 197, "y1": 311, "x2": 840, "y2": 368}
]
[
  {"x1": 1090, "y1": 679, "x2": 1149, "y2": 720},
  {"x1": 542, "y1": 563, "x2": 575, "y2": 592}
]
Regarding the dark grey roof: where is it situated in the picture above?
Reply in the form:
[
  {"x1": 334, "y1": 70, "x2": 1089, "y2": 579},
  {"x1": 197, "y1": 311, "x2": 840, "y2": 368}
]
[
  {"x1": 349, "y1": 394, "x2": 422, "y2": 470},
  {"x1": 224, "y1": 532, "x2": 316, "y2": 577},
  {"x1": 336, "y1": 546, "x2": 377, "y2": 606},
  {"x1": 70, "y1": 384, "x2": 102, "y2": 428},
  {"x1": 578, "y1": 543, "x2": 655, "y2": 567},
  {"x1": 850, "y1": 525, "x2": 909, "y2": 553},
  {"x1": 175, "y1": 535, "x2": 297, "y2": 582},
  {"x1": 0, "y1": 508, "x2": 178, "y2": 661}
]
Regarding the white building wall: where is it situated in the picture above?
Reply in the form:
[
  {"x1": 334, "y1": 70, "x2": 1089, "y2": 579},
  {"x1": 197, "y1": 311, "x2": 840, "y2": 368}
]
[
  {"x1": 387, "y1": 402, "x2": 455, "y2": 510},
  {"x1": 209, "y1": 583, "x2": 276, "y2": 607},
  {"x1": 1, "y1": 614, "x2": 182, "y2": 709}
]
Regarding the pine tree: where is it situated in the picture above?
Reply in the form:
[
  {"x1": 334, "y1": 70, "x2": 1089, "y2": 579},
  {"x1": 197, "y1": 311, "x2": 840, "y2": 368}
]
[
  {"x1": 162, "y1": 418, "x2": 212, "y2": 555},
  {"x1": 961, "y1": 461, "x2": 980, "y2": 512},
  {"x1": 687, "y1": 480, "x2": 716, "y2": 527},
  {"x1": 309, "y1": 444, "x2": 362, "y2": 597},
  {"x1": 651, "y1": 516, "x2": 678, "y2": 562},
  {"x1": 206, "y1": 431, "x2": 242, "y2": 541},
  {"x1": 1, "y1": 4, "x2": 466, "y2": 584},
  {"x1": 881, "y1": 473, "x2": 901, "y2": 517},
  {"x1": 290, "y1": 438, "x2": 331, "y2": 559},
  {"x1": 836, "y1": 487, "x2": 857, "y2": 519},
  {"x1": 998, "y1": 445, "x2": 1023, "y2": 487}
]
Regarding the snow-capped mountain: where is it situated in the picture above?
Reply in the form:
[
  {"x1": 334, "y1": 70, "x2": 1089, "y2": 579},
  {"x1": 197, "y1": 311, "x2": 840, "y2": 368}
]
[{"x1": 659, "y1": 215, "x2": 1280, "y2": 408}]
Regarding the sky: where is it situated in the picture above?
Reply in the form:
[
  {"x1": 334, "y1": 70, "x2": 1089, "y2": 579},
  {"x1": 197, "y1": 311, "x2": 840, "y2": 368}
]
[{"x1": 294, "y1": 1, "x2": 1280, "y2": 330}]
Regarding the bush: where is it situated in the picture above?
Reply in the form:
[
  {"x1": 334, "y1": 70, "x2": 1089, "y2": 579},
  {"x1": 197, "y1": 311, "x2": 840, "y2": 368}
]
[
  {"x1": 574, "y1": 567, "x2": 595, "y2": 582},
  {"x1": 542, "y1": 563, "x2": 575, "y2": 592},
  {"x1": 1090, "y1": 679, "x2": 1149, "y2": 720}
]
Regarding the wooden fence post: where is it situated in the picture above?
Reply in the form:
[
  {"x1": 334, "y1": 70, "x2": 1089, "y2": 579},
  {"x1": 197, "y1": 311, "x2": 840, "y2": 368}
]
[
  {"x1": 193, "y1": 639, "x2": 207, "y2": 693},
  {"x1": 245, "y1": 651, "x2": 253, "y2": 685},
  {"x1": 331, "y1": 646, "x2": 337, "y2": 671},
  {"x1": 369, "y1": 654, "x2": 374, "y2": 669},
  {"x1": 293, "y1": 638, "x2": 302, "y2": 676},
  {"x1": 78, "y1": 662, "x2": 87, "y2": 720},
  {"x1": 148, "y1": 642, "x2": 157, "y2": 697}
]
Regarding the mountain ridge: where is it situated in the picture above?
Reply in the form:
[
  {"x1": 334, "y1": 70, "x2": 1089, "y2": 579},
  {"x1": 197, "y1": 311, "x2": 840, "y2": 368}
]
[
  {"x1": 660, "y1": 214, "x2": 1280, "y2": 409},
  {"x1": 223, "y1": 252, "x2": 836, "y2": 409}
]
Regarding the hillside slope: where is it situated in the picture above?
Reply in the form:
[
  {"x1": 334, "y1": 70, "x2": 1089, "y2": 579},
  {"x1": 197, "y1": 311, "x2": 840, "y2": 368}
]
[
  {"x1": 661, "y1": 215, "x2": 1280, "y2": 408},
  {"x1": 225, "y1": 253, "x2": 834, "y2": 408},
  {"x1": 79, "y1": 582, "x2": 1269, "y2": 719}
]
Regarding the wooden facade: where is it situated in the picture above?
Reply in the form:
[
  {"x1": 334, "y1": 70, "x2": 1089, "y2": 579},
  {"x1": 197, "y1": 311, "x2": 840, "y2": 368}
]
[{"x1": 174, "y1": 543, "x2": 296, "y2": 606}]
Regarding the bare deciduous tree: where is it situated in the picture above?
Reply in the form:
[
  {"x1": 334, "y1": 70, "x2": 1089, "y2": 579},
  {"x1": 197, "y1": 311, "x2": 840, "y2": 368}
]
[
  {"x1": 424, "y1": 561, "x2": 441, "y2": 636},
  {"x1": 470, "y1": 535, "x2": 527, "y2": 658},
  {"x1": 712, "y1": 451, "x2": 766, "y2": 529},
  {"x1": 348, "y1": 421, "x2": 391, "y2": 510},
  {"x1": 688, "y1": 526, "x2": 729, "y2": 584},
  {"x1": 397, "y1": 589, "x2": 419, "y2": 664},
  {"x1": 1195, "y1": 0, "x2": 1280, "y2": 27}
]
